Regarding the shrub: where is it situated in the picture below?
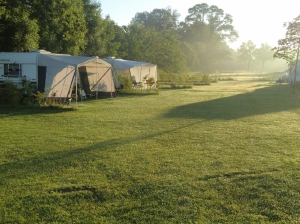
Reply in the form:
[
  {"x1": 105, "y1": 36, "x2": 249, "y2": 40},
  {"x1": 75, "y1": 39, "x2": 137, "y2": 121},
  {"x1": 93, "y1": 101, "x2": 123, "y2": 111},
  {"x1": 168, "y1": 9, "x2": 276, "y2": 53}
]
[
  {"x1": 122, "y1": 76, "x2": 133, "y2": 92},
  {"x1": 202, "y1": 74, "x2": 211, "y2": 85},
  {"x1": 0, "y1": 80, "x2": 73, "y2": 108},
  {"x1": 0, "y1": 81, "x2": 23, "y2": 106}
]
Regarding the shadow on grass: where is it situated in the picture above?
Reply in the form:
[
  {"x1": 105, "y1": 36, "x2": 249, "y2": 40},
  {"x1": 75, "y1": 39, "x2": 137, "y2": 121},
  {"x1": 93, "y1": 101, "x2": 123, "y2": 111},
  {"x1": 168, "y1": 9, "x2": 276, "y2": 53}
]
[
  {"x1": 117, "y1": 91, "x2": 158, "y2": 97},
  {"x1": 0, "y1": 121, "x2": 198, "y2": 182},
  {"x1": 0, "y1": 106, "x2": 75, "y2": 117},
  {"x1": 163, "y1": 84, "x2": 300, "y2": 120}
]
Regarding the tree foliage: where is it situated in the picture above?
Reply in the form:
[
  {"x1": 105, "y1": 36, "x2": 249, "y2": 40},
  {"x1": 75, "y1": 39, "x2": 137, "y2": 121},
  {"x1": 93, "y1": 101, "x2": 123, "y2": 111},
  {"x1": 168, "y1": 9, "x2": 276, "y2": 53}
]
[
  {"x1": 111, "y1": 24, "x2": 128, "y2": 59},
  {"x1": 131, "y1": 8, "x2": 180, "y2": 32},
  {"x1": 178, "y1": 3, "x2": 237, "y2": 72},
  {"x1": 254, "y1": 43, "x2": 274, "y2": 72},
  {"x1": 0, "y1": 0, "x2": 88, "y2": 55},
  {"x1": 30, "y1": 0, "x2": 87, "y2": 55},
  {"x1": 237, "y1": 40, "x2": 256, "y2": 72},
  {"x1": 184, "y1": 3, "x2": 238, "y2": 42},
  {"x1": 274, "y1": 15, "x2": 300, "y2": 92},
  {"x1": 0, "y1": 1, "x2": 244, "y2": 74},
  {"x1": 122, "y1": 24, "x2": 187, "y2": 73},
  {"x1": 81, "y1": 0, "x2": 120, "y2": 57},
  {"x1": 273, "y1": 15, "x2": 300, "y2": 65},
  {"x1": 81, "y1": 0, "x2": 106, "y2": 56},
  {"x1": 0, "y1": 1, "x2": 39, "y2": 51}
]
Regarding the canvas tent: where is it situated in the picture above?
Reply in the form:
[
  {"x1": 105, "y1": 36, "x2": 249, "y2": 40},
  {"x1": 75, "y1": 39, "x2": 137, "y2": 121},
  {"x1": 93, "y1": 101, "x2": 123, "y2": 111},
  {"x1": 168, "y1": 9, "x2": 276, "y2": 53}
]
[
  {"x1": 102, "y1": 58, "x2": 157, "y2": 88},
  {"x1": 38, "y1": 52, "x2": 116, "y2": 98},
  {"x1": 0, "y1": 50, "x2": 116, "y2": 99}
]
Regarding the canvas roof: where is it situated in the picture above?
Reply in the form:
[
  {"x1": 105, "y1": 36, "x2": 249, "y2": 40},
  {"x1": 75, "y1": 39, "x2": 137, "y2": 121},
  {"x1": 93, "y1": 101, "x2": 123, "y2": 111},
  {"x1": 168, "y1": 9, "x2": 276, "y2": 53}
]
[
  {"x1": 39, "y1": 53, "x2": 111, "y2": 67},
  {"x1": 38, "y1": 53, "x2": 114, "y2": 98},
  {"x1": 102, "y1": 58, "x2": 157, "y2": 86},
  {"x1": 102, "y1": 58, "x2": 155, "y2": 70}
]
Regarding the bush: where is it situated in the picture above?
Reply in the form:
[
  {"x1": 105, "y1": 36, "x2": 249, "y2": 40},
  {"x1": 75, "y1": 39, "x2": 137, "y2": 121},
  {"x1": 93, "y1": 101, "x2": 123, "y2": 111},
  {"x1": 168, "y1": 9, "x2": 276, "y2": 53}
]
[
  {"x1": 0, "y1": 81, "x2": 23, "y2": 105},
  {"x1": 202, "y1": 74, "x2": 211, "y2": 85},
  {"x1": 158, "y1": 73, "x2": 193, "y2": 89},
  {"x1": 122, "y1": 76, "x2": 133, "y2": 92},
  {"x1": 0, "y1": 80, "x2": 73, "y2": 108}
]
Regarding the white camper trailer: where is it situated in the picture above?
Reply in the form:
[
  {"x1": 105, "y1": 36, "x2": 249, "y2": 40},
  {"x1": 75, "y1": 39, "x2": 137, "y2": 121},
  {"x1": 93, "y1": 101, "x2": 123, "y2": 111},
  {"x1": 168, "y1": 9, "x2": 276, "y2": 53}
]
[
  {"x1": 0, "y1": 50, "x2": 116, "y2": 98},
  {"x1": 0, "y1": 51, "x2": 40, "y2": 86}
]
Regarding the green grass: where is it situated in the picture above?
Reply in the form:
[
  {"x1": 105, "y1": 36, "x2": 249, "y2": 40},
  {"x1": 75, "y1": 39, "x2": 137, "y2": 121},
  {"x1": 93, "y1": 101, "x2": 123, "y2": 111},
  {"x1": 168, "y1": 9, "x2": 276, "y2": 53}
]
[{"x1": 1, "y1": 79, "x2": 300, "y2": 223}]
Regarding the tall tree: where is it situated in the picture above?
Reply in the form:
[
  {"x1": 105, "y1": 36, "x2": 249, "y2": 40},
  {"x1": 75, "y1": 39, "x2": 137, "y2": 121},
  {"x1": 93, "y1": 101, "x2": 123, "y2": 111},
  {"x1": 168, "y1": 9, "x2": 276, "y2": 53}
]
[
  {"x1": 180, "y1": 41, "x2": 197, "y2": 69},
  {"x1": 30, "y1": 0, "x2": 87, "y2": 55},
  {"x1": 124, "y1": 24, "x2": 187, "y2": 73},
  {"x1": 237, "y1": 40, "x2": 256, "y2": 72},
  {"x1": 273, "y1": 15, "x2": 300, "y2": 92},
  {"x1": 100, "y1": 16, "x2": 123, "y2": 57},
  {"x1": 184, "y1": 3, "x2": 238, "y2": 42},
  {"x1": 111, "y1": 24, "x2": 128, "y2": 59},
  {"x1": 82, "y1": 0, "x2": 105, "y2": 56},
  {"x1": 179, "y1": 3, "x2": 237, "y2": 72},
  {"x1": 273, "y1": 15, "x2": 300, "y2": 64},
  {"x1": 151, "y1": 30, "x2": 187, "y2": 73},
  {"x1": 254, "y1": 43, "x2": 274, "y2": 72},
  {"x1": 131, "y1": 8, "x2": 180, "y2": 32},
  {"x1": 0, "y1": 1, "x2": 39, "y2": 51},
  {"x1": 82, "y1": 1, "x2": 120, "y2": 57}
]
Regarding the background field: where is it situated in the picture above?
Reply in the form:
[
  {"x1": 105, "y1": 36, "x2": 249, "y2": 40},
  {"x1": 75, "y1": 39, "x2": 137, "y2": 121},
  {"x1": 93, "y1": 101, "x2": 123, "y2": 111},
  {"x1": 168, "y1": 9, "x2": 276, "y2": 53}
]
[{"x1": 1, "y1": 77, "x2": 300, "y2": 223}]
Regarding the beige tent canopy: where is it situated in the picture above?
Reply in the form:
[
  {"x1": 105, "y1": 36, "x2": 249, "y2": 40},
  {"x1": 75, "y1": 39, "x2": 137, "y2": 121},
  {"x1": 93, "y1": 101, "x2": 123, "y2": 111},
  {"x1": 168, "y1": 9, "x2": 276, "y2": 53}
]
[
  {"x1": 38, "y1": 52, "x2": 116, "y2": 98},
  {"x1": 102, "y1": 58, "x2": 157, "y2": 88}
]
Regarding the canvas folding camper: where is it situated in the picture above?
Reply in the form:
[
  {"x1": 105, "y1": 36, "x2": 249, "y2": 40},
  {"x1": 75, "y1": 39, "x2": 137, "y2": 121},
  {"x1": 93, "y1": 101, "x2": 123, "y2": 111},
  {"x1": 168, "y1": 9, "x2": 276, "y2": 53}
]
[
  {"x1": 102, "y1": 58, "x2": 157, "y2": 88},
  {"x1": 0, "y1": 50, "x2": 116, "y2": 99}
]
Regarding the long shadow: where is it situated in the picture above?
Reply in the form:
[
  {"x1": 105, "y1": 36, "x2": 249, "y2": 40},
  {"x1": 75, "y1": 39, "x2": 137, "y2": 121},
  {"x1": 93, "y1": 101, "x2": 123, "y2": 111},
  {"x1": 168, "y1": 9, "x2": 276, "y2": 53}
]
[
  {"x1": 0, "y1": 121, "x2": 199, "y2": 182},
  {"x1": 0, "y1": 106, "x2": 75, "y2": 117},
  {"x1": 163, "y1": 84, "x2": 300, "y2": 120},
  {"x1": 1, "y1": 84, "x2": 299, "y2": 183}
]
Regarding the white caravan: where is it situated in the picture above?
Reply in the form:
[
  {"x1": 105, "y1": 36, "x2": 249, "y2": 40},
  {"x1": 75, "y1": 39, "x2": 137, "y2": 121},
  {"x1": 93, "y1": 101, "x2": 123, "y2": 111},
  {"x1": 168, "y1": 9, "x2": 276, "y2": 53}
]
[{"x1": 0, "y1": 51, "x2": 40, "y2": 86}]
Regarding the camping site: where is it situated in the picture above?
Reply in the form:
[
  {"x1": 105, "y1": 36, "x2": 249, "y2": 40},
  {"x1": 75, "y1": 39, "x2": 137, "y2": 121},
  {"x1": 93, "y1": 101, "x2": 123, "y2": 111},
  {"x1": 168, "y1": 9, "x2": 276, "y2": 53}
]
[
  {"x1": 2, "y1": 0, "x2": 300, "y2": 222},
  {"x1": 1, "y1": 74, "x2": 300, "y2": 223}
]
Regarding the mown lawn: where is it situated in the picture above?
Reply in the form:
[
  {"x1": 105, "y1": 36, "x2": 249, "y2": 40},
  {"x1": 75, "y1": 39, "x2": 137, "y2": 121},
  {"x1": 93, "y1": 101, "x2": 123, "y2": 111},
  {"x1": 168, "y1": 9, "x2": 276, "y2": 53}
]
[{"x1": 1, "y1": 79, "x2": 300, "y2": 223}]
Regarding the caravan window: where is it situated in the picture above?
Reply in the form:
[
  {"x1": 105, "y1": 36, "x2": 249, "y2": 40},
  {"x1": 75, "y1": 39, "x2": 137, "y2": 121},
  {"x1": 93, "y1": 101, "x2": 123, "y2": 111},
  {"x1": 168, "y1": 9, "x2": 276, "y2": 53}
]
[{"x1": 4, "y1": 64, "x2": 22, "y2": 77}]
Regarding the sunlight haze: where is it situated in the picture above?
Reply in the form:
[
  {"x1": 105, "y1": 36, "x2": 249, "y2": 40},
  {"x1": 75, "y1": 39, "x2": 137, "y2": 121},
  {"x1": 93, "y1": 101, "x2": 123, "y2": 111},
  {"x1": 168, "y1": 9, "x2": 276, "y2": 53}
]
[{"x1": 99, "y1": 0, "x2": 300, "y2": 50}]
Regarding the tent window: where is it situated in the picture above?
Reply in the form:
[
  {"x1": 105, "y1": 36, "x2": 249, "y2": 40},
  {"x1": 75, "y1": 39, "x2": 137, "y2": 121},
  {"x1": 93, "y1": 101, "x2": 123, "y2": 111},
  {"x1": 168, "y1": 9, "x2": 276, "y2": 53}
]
[{"x1": 4, "y1": 64, "x2": 22, "y2": 77}]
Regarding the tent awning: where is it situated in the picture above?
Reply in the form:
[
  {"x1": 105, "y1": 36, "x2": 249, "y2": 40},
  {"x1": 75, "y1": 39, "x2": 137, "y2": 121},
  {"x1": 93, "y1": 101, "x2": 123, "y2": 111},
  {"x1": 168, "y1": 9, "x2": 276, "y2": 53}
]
[
  {"x1": 38, "y1": 53, "x2": 115, "y2": 98},
  {"x1": 102, "y1": 58, "x2": 155, "y2": 70}
]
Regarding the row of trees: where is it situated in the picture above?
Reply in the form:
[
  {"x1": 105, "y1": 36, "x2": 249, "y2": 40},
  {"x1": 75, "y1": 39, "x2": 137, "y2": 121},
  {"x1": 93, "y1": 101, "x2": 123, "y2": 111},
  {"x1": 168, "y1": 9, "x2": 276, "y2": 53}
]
[
  {"x1": 237, "y1": 41, "x2": 274, "y2": 72},
  {"x1": 0, "y1": 0, "x2": 118, "y2": 56},
  {"x1": 0, "y1": 1, "x2": 298, "y2": 73},
  {"x1": 0, "y1": 1, "x2": 242, "y2": 73}
]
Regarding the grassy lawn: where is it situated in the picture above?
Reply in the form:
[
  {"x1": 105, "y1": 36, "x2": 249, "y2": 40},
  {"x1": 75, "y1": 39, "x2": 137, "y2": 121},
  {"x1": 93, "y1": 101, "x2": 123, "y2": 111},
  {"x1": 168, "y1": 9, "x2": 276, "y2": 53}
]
[{"x1": 1, "y1": 78, "x2": 300, "y2": 223}]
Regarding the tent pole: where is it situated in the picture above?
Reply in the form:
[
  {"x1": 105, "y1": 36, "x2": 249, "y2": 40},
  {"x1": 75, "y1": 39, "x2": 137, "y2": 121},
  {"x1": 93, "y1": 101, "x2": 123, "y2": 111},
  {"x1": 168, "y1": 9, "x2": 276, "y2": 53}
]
[
  {"x1": 140, "y1": 66, "x2": 143, "y2": 89},
  {"x1": 76, "y1": 66, "x2": 78, "y2": 104},
  {"x1": 78, "y1": 67, "x2": 83, "y2": 104},
  {"x1": 96, "y1": 58, "x2": 98, "y2": 100},
  {"x1": 110, "y1": 67, "x2": 113, "y2": 98}
]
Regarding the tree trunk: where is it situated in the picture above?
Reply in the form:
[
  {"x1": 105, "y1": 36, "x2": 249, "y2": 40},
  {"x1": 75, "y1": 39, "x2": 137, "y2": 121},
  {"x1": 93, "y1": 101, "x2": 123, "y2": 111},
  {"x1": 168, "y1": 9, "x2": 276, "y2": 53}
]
[
  {"x1": 261, "y1": 60, "x2": 265, "y2": 73},
  {"x1": 247, "y1": 60, "x2": 250, "y2": 72}
]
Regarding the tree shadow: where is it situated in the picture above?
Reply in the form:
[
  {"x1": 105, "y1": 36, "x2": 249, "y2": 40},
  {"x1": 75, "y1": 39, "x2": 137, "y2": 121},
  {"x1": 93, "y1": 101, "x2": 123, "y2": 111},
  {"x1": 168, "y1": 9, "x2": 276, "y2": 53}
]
[
  {"x1": 0, "y1": 106, "x2": 75, "y2": 117},
  {"x1": 163, "y1": 84, "x2": 300, "y2": 120},
  {"x1": 0, "y1": 121, "x2": 199, "y2": 182}
]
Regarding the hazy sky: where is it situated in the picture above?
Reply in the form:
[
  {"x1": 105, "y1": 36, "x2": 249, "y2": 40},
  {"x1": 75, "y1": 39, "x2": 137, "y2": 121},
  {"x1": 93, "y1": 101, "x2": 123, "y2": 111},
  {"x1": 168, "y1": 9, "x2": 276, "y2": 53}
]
[{"x1": 99, "y1": 0, "x2": 300, "y2": 50}]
